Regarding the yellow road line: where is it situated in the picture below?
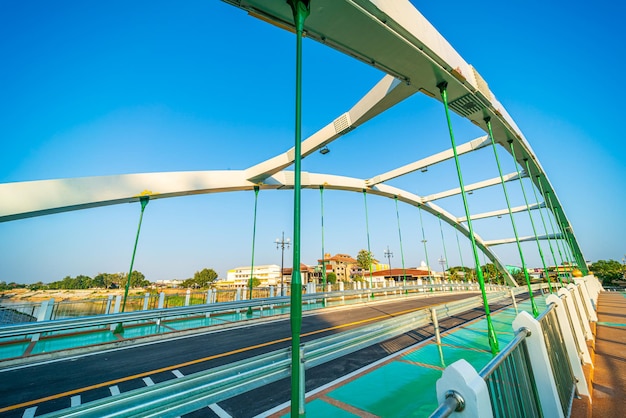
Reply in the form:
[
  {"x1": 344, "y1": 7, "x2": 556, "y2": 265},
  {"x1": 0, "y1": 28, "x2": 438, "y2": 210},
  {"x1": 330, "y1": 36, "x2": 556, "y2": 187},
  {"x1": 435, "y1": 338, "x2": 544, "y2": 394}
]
[{"x1": 0, "y1": 302, "x2": 438, "y2": 413}]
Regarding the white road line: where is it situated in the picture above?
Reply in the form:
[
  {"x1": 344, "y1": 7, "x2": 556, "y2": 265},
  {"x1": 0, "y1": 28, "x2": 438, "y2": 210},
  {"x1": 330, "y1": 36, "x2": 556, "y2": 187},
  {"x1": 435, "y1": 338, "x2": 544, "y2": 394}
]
[
  {"x1": 142, "y1": 377, "x2": 155, "y2": 386},
  {"x1": 71, "y1": 395, "x2": 81, "y2": 407},
  {"x1": 109, "y1": 385, "x2": 120, "y2": 396},
  {"x1": 209, "y1": 403, "x2": 232, "y2": 418},
  {"x1": 22, "y1": 407, "x2": 37, "y2": 418},
  {"x1": 172, "y1": 369, "x2": 184, "y2": 378}
]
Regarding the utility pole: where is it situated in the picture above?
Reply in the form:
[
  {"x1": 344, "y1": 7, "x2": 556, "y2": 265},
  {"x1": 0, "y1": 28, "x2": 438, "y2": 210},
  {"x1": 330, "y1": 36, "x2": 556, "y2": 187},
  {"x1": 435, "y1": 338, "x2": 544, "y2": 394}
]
[
  {"x1": 275, "y1": 232, "x2": 291, "y2": 297},
  {"x1": 384, "y1": 246, "x2": 393, "y2": 273}
]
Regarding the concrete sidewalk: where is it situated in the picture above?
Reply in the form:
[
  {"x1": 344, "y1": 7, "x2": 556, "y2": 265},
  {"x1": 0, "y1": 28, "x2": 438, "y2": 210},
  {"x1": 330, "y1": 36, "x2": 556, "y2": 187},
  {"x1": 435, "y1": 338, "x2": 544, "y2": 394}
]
[{"x1": 589, "y1": 292, "x2": 626, "y2": 417}]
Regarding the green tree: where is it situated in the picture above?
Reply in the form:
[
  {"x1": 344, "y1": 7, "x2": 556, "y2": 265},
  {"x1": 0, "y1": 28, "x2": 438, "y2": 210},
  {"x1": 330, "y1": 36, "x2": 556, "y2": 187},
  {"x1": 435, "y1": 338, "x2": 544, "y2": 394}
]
[
  {"x1": 249, "y1": 277, "x2": 261, "y2": 288},
  {"x1": 326, "y1": 272, "x2": 337, "y2": 284},
  {"x1": 590, "y1": 259, "x2": 624, "y2": 286},
  {"x1": 193, "y1": 268, "x2": 218, "y2": 288},
  {"x1": 356, "y1": 249, "x2": 374, "y2": 270}
]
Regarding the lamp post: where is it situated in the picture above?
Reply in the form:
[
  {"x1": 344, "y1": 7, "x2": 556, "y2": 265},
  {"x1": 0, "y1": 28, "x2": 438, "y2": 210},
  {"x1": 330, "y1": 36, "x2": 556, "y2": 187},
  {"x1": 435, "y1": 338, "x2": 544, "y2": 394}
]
[
  {"x1": 438, "y1": 256, "x2": 446, "y2": 282},
  {"x1": 275, "y1": 232, "x2": 291, "y2": 297},
  {"x1": 384, "y1": 246, "x2": 393, "y2": 279}
]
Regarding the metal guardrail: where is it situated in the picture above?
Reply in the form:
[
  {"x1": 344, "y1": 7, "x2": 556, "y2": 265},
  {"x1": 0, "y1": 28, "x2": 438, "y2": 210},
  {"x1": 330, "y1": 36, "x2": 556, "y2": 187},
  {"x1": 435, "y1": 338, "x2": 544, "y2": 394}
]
[
  {"x1": 40, "y1": 290, "x2": 513, "y2": 417},
  {"x1": 430, "y1": 281, "x2": 581, "y2": 418},
  {"x1": 0, "y1": 283, "x2": 510, "y2": 339}
]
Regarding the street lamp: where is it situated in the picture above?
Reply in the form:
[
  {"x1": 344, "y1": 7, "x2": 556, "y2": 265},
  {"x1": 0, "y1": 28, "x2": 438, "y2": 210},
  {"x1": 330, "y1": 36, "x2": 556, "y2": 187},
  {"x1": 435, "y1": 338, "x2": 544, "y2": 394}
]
[
  {"x1": 438, "y1": 256, "x2": 446, "y2": 281},
  {"x1": 275, "y1": 232, "x2": 291, "y2": 296}
]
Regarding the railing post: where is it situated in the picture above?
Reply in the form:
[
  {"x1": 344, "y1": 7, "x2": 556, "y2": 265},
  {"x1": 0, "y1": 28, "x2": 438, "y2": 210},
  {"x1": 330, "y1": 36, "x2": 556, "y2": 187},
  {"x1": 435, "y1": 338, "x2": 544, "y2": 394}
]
[
  {"x1": 546, "y1": 294, "x2": 590, "y2": 397},
  {"x1": 143, "y1": 293, "x2": 150, "y2": 311},
  {"x1": 435, "y1": 359, "x2": 493, "y2": 418},
  {"x1": 512, "y1": 311, "x2": 564, "y2": 418},
  {"x1": 573, "y1": 278, "x2": 597, "y2": 321},
  {"x1": 557, "y1": 288, "x2": 592, "y2": 364},
  {"x1": 113, "y1": 295, "x2": 122, "y2": 314},
  {"x1": 566, "y1": 284, "x2": 593, "y2": 340},
  {"x1": 185, "y1": 289, "x2": 191, "y2": 306},
  {"x1": 158, "y1": 292, "x2": 165, "y2": 309},
  {"x1": 105, "y1": 295, "x2": 114, "y2": 314},
  {"x1": 431, "y1": 308, "x2": 442, "y2": 345},
  {"x1": 510, "y1": 288, "x2": 519, "y2": 314}
]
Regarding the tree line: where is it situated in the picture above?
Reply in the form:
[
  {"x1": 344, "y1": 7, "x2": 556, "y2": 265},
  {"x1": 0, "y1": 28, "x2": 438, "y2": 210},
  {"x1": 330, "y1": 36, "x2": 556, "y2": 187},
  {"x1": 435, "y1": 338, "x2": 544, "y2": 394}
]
[{"x1": 1, "y1": 267, "x2": 220, "y2": 291}]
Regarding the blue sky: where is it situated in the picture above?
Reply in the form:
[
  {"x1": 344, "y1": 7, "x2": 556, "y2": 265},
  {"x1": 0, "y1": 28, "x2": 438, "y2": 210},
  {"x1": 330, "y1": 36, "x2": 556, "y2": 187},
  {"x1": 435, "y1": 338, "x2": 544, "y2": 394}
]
[{"x1": 1, "y1": 0, "x2": 624, "y2": 284}]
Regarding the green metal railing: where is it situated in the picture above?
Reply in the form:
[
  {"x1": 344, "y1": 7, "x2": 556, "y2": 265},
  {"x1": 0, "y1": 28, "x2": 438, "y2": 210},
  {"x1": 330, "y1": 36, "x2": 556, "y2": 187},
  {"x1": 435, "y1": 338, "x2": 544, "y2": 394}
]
[{"x1": 480, "y1": 327, "x2": 542, "y2": 418}]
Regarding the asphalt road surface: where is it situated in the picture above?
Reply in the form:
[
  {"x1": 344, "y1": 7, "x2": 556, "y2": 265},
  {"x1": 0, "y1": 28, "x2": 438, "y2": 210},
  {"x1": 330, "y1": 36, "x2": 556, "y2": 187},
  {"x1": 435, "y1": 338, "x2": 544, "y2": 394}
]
[{"x1": 0, "y1": 292, "x2": 510, "y2": 417}]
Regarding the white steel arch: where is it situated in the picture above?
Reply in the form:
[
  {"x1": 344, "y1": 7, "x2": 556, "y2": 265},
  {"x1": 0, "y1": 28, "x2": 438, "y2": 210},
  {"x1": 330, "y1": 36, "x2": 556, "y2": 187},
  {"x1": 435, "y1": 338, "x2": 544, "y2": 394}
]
[{"x1": 0, "y1": 0, "x2": 588, "y2": 285}]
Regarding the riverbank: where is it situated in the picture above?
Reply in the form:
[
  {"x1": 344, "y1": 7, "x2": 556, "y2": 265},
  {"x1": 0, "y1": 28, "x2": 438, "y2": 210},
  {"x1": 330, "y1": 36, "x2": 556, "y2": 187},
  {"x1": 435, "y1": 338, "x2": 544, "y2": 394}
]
[{"x1": 1, "y1": 288, "x2": 128, "y2": 303}]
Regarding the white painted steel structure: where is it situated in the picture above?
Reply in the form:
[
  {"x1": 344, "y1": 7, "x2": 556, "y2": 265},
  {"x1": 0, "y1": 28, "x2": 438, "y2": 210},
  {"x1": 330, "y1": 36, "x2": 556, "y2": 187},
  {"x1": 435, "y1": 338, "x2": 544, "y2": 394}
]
[{"x1": 0, "y1": 0, "x2": 587, "y2": 286}]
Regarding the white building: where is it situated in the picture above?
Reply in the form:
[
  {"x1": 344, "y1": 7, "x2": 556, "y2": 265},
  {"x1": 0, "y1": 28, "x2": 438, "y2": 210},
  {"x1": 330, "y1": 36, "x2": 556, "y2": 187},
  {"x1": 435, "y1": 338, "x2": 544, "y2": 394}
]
[{"x1": 225, "y1": 264, "x2": 282, "y2": 288}]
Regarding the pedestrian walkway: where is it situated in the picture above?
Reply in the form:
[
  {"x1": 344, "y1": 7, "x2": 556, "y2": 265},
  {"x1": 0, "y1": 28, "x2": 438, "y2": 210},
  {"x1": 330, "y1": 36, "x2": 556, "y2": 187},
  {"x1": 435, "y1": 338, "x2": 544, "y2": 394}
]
[
  {"x1": 588, "y1": 292, "x2": 626, "y2": 417},
  {"x1": 268, "y1": 296, "x2": 547, "y2": 417}
]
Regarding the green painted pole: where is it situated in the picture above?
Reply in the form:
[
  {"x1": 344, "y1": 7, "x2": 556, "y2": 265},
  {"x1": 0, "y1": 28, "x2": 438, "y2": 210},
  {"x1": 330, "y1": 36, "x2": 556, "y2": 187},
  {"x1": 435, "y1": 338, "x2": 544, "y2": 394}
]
[
  {"x1": 116, "y1": 196, "x2": 149, "y2": 333},
  {"x1": 320, "y1": 186, "x2": 327, "y2": 292},
  {"x1": 549, "y1": 197, "x2": 580, "y2": 275},
  {"x1": 363, "y1": 189, "x2": 374, "y2": 294},
  {"x1": 122, "y1": 196, "x2": 149, "y2": 313},
  {"x1": 455, "y1": 228, "x2": 466, "y2": 281},
  {"x1": 506, "y1": 149, "x2": 552, "y2": 293},
  {"x1": 247, "y1": 185, "x2": 260, "y2": 317},
  {"x1": 287, "y1": 1, "x2": 309, "y2": 415},
  {"x1": 438, "y1": 82, "x2": 498, "y2": 354},
  {"x1": 394, "y1": 196, "x2": 408, "y2": 288},
  {"x1": 530, "y1": 172, "x2": 562, "y2": 287},
  {"x1": 484, "y1": 117, "x2": 538, "y2": 316},
  {"x1": 417, "y1": 205, "x2": 432, "y2": 283},
  {"x1": 437, "y1": 214, "x2": 451, "y2": 280},
  {"x1": 540, "y1": 187, "x2": 568, "y2": 281}
]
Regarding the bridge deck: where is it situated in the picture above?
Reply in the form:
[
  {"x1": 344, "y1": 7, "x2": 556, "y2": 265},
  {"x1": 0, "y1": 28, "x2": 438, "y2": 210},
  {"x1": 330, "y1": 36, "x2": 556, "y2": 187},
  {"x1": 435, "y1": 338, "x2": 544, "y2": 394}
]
[{"x1": 267, "y1": 296, "x2": 547, "y2": 417}]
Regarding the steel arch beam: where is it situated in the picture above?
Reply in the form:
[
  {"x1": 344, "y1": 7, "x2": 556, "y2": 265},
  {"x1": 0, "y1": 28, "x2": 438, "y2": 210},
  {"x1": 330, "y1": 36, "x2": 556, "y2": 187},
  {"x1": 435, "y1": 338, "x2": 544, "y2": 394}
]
[{"x1": 0, "y1": 170, "x2": 517, "y2": 286}]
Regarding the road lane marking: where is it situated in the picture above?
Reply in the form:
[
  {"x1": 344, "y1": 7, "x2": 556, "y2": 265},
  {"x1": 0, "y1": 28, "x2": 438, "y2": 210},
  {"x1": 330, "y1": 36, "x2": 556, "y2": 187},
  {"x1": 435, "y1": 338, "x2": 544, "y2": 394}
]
[
  {"x1": 0, "y1": 302, "x2": 440, "y2": 413},
  {"x1": 70, "y1": 395, "x2": 81, "y2": 407},
  {"x1": 22, "y1": 407, "x2": 37, "y2": 418},
  {"x1": 143, "y1": 377, "x2": 155, "y2": 386},
  {"x1": 209, "y1": 403, "x2": 232, "y2": 418},
  {"x1": 172, "y1": 369, "x2": 184, "y2": 378},
  {"x1": 109, "y1": 385, "x2": 120, "y2": 396}
]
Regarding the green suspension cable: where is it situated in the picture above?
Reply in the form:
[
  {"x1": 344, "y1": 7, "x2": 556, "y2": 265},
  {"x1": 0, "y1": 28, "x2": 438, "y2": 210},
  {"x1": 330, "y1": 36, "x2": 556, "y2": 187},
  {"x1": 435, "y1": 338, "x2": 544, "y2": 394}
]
[
  {"x1": 437, "y1": 214, "x2": 451, "y2": 280},
  {"x1": 121, "y1": 196, "x2": 149, "y2": 314},
  {"x1": 550, "y1": 198, "x2": 579, "y2": 274},
  {"x1": 438, "y1": 82, "x2": 498, "y2": 354},
  {"x1": 247, "y1": 186, "x2": 260, "y2": 317},
  {"x1": 394, "y1": 196, "x2": 408, "y2": 287},
  {"x1": 546, "y1": 191, "x2": 583, "y2": 273},
  {"x1": 540, "y1": 187, "x2": 567, "y2": 279},
  {"x1": 455, "y1": 229, "x2": 466, "y2": 281},
  {"x1": 363, "y1": 189, "x2": 374, "y2": 291},
  {"x1": 507, "y1": 148, "x2": 552, "y2": 293},
  {"x1": 530, "y1": 173, "x2": 562, "y2": 287},
  {"x1": 484, "y1": 117, "x2": 538, "y2": 316},
  {"x1": 287, "y1": 1, "x2": 309, "y2": 415},
  {"x1": 320, "y1": 186, "x2": 327, "y2": 290},
  {"x1": 417, "y1": 205, "x2": 432, "y2": 282},
  {"x1": 481, "y1": 252, "x2": 490, "y2": 284}
]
